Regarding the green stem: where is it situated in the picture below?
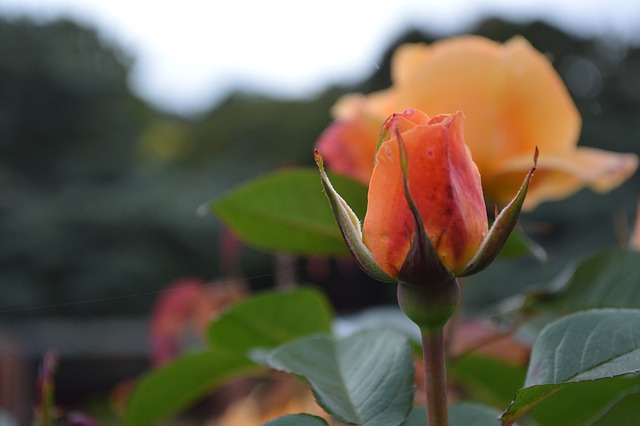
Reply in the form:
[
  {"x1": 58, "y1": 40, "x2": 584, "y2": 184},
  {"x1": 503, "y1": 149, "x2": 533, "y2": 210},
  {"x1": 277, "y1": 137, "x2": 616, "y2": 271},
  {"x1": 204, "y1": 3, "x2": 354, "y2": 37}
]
[
  {"x1": 421, "y1": 328, "x2": 449, "y2": 426},
  {"x1": 397, "y1": 281, "x2": 457, "y2": 425}
]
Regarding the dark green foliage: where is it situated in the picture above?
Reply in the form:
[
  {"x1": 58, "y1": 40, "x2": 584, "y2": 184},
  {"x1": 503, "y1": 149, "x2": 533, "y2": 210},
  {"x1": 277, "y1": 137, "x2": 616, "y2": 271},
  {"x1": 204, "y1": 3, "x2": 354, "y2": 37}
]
[
  {"x1": 0, "y1": 16, "x2": 638, "y2": 317},
  {"x1": 0, "y1": 19, "x2": 142, "y2": 183}
]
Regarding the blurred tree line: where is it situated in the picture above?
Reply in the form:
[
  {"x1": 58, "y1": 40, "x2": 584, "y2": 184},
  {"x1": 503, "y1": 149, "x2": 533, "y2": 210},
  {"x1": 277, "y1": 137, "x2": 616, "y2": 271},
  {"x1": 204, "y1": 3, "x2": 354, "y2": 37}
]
[{"x1": 0, "y1": 16, "x2": 638, "y2": 317}]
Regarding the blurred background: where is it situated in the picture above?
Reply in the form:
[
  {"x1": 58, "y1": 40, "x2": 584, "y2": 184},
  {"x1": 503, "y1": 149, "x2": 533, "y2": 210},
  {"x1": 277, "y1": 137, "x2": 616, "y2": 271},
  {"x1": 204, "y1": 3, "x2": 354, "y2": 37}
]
[{"x1": 0, "y1": 0, "x2": 639, "y2": 423}]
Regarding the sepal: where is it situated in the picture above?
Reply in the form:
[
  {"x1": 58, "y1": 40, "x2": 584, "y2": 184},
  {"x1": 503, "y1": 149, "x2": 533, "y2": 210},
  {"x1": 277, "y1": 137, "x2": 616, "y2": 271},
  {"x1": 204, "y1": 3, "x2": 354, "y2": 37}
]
[
  {"x1": 458, "y1": 147, "x2": 538, "y2": 277},
  {"x1": 373, "y1": 117, "x2": 393, "y2": 159},
  {"x1": 314, "y1": 150, "x2": 395, "y2": 283},
  {"x1": 397, "y1": 278, "x2": 459, "y2": 331}
]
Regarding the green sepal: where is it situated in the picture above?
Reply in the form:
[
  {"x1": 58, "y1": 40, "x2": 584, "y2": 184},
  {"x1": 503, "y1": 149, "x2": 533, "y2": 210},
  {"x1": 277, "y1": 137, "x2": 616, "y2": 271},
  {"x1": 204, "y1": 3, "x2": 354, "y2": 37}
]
[
  {"x1": 314, "y1": 150, "x2": 395, "y2": 283},
  {"x1": 395, "y1": 129, "x2": 454, "y2": 287},
  {"x1": 374, "y1": 117, "x2": 392, "y2": 159},
  {"x1": 397, "y1": 278, "x2": 460, "y2": 331},
  {"x1": 458, "y1": 147, "x2": 538, "y2": 277}
]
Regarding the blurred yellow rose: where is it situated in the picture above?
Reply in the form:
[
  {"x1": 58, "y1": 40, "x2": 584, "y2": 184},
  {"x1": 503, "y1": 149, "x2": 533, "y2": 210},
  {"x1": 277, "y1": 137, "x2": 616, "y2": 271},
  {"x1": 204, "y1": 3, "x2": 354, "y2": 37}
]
[{"x1": 316, "y1": 35, "x2": 638, "y2": 210}]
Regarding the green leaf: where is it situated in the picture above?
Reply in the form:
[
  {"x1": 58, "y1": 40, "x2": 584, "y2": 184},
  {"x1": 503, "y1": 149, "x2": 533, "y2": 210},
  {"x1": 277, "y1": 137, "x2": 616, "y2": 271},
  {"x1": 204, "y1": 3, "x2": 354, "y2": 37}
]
[
  {"x1": 498, "y1": 229, "x2": 547, "y2": 262},
  {"x1": 450, "y1": 402, "x2": 510, "y2": 425},
  {"x1": 268, "y1": 329, "x2": 414, "y2": 426},
  {"x1": 501, "y1": 309, "x2": 640, "y2": 424},
  {"x1": 262, "y1": 414, "x2": 329, "y2": 426},
  {"x1": 449, "y1": 355, "x2": 526, "y2": 407},
  {"x1": 125, "y1": 348, "x2": 257, "y2": 426},
  {"x1": 586, "y1": 386, "x2": 640, "y2": 425},
  {"x1": 337, "y1": 306, "x2": 421, "y2": 344},
  {"x1": 207, "y1": 287, "x2": 333, "y2": 360},
  {"x1": 127, "y1": 289, "x2": 332, "y2": 426},
  {"x1": 210, "y1": 168, "x2": 368, "y2": 255},
  {"x1": 538, "y1": 249, "x2": 640, "y2": 311},
  {"x1": 527, "y1": 377, "x2": 640, "y2": 425},
  {"x1": 404, "y1": 402, "x2": 514, "y2": 425},
  {"x1": 401, "y1": 407, "x2": 427, "y2": 426}
]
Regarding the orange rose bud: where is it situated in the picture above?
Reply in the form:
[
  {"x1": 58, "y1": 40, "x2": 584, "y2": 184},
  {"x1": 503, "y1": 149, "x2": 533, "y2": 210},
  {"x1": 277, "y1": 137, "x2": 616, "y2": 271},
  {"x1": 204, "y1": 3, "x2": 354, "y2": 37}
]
[
  {"x1": 315, "y1": 108, "x2": 536, "y2": 288},
  {"x1": 316, "y1": 109, "x2": 536, "y2": 329},
  {"x1": 362, "y1": 109, "x2": 487, "y2": 278}
]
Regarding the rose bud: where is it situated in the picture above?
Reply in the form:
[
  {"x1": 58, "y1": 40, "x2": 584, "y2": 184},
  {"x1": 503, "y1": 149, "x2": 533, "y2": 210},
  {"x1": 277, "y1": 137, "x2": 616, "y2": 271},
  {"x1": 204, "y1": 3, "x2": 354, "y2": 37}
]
[{"x1": 315, "y1": 108, "x2": 536, "y2": 329}]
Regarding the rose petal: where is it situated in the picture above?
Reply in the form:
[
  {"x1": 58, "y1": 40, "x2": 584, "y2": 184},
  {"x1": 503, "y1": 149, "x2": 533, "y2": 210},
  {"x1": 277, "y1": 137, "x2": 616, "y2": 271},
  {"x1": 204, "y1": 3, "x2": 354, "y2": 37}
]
[
  {"x1": 488, "y1": 147, "x2": 639, "y2": 208},
  {"x1": 363, "y1": 112, "x2": 487, "y2": 275},
  {"x1": 317, "y1": 36, "x2": 637, "y2": 210},
  {"x1": 316, "y1": 96, "x2": 380, "y2": 184},
  {"x1": 393, "y1": 37, "x2": 580, "y2": 184}
]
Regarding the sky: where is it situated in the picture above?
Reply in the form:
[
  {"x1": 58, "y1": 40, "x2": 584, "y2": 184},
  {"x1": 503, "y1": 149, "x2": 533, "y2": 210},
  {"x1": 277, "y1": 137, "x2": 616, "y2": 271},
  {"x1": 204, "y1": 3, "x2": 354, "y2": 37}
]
[{"x1": 1, "y1": 0, "x2": 639, "y2": 116}]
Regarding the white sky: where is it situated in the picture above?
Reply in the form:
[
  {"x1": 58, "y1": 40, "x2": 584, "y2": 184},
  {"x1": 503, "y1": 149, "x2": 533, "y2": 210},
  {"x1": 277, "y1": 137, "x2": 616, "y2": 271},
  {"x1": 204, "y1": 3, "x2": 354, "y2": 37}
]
[{"x1": 1, "y1": 0, "x2": 639, "y2": 116}]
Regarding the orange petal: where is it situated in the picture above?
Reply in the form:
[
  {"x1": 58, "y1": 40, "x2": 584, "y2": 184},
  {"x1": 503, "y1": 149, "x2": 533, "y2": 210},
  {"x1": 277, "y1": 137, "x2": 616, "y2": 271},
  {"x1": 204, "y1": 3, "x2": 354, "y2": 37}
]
[
  {"x1": 392, "y1": 36, "x2": 580, "y2": 184},
  {"x1": 363, "y1": 111, "x2": 488, "y2": 276},
  {"x1": 318, "y1": 35, "x2": 637, "y2": 210},
  {"x1": 390, "y1": 42, "x2": 432, "y2": 85},
  {"x1": 488, "y1": 147, "x2": 639, "y2": 209},
  {"x1": 316, "y1": 96, "x2": 381, "y2": 184}
]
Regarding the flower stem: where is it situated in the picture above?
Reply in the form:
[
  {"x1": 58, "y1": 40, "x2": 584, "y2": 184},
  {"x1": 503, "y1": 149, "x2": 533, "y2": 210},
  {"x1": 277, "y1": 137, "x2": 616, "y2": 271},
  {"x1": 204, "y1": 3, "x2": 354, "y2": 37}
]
[
  {"x1": 421, "y1": 328, "x2": 448, "y2": 426},
  {"x1": 396, "y1": 281, "x2": 457, "y2": 425}
]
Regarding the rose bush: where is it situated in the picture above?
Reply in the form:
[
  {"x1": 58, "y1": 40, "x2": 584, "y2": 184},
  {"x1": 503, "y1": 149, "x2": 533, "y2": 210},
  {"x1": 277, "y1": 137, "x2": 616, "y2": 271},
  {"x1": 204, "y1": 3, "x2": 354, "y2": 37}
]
[{"x1": 316, "y1": 35, "x2": 638, "y2": 209}]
